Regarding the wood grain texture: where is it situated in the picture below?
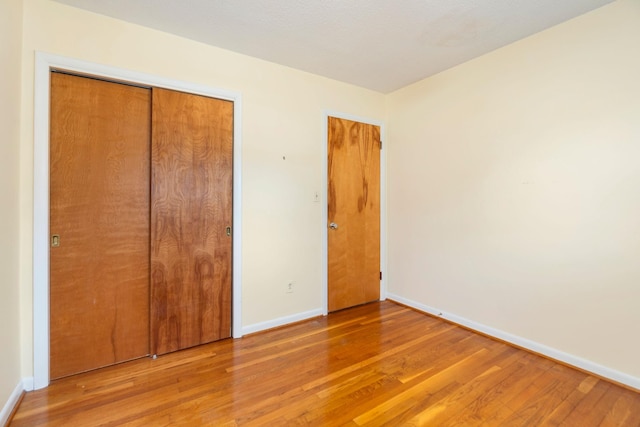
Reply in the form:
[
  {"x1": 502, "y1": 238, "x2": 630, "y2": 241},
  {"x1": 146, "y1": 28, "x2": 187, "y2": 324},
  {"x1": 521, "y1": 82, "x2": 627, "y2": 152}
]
[
  {"x1": 12, "y1": 301, "x2": 640, "y2": 426},
  {"x1": 150, "y1": 88, "x2": 233, "y2": 356},
  {"x1": 49, "y1": 72, "x2": 151, "y2": 379},
  {"x1": 328, "y1": 117, "x2": 381, "y2": 312}
]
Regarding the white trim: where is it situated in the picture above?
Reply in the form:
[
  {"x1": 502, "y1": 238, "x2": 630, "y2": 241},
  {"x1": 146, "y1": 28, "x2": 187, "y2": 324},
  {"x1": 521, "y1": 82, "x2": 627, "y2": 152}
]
[
  {"x1": 33, "y1": 53, "x2": 51, "y2": 391},
  {"x1": 33, "y1": 52, "x2": 243, "y2": 389},
  {"x1": 322, "y1": 111, "x2": 387, "y2": 315},
  {"x1": 241, "y1": 308, "x2": 324, "y2": 336},
  {"x1": 387, "y1": 293, "x2": 640, "y2": 391},
  {"x1": 22, "y1": 377, "x2": 34, "y2": 392},
  {"x1": 0, "y1": 379, "x2": 26, "y2": 426},
  {"x1": 231, "y1": 98, "x2": 243, "y2": 340}
]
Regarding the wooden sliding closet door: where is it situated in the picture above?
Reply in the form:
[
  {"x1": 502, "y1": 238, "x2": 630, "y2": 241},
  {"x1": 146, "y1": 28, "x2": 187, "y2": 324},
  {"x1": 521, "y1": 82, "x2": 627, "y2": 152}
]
[
  {"x1": 50, "y1": 73, "x2": 151, "y2": 379},
  {"x1": 151, "y1": 88, "x2": 233, "y2": 356}
]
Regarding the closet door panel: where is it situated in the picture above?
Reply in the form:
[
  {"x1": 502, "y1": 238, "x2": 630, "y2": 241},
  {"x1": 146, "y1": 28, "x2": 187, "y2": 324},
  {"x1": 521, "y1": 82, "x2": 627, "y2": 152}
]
[
  {"x1": 50, "y1": 72, "x2": 151, "y2": 379},
  {"x1": 151, "y1": 88, "x2": 233, "y2": 355}
]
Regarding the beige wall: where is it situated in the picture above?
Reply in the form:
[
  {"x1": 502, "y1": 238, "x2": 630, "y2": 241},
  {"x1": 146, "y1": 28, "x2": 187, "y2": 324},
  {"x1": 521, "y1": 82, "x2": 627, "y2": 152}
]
[
  {"x1": 18, "y1": 0, "x2": 386, "y2": 377},
  {"x1": 0, "y1": 0, "x2": 24, "y2": 411},
  {"x1": 387, "y1": 0, "x2": 640, "y2": 379}
]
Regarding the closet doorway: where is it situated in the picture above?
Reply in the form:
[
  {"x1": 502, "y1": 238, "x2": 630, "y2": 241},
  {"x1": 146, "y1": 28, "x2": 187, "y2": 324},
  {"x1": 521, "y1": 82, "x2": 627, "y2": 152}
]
[{"x1": 49, "y1": 72, "x2": 233, "y2": 379}]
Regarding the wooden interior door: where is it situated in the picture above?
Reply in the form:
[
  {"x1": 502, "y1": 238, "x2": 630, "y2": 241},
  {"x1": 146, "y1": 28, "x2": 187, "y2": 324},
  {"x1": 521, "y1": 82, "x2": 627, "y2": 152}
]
[
  {"x1": 327, "y1": 117, "x2": 381, "y2": 312},
  {"x1": 150, "y1": 88, "x2": 233, "y2": 356},
  {"x1": 49, "y1": 72, "x2": 151, "y2": 379}
]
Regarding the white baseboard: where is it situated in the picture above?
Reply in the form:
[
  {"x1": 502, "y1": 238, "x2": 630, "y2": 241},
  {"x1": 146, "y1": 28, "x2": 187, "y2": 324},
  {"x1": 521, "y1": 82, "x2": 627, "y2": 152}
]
[
  {"x1": 241, "y1": 308, "x2": 324, "y2": 336},
  {"x1": 387, "y1": 293, "x2": 640, "y2": 391},
  {"x1": 0, "y1": 379, "x2": 27, "y2": 426},
  {"x1": 22, "y1": 377, "x2": 34, "y2": 392}
]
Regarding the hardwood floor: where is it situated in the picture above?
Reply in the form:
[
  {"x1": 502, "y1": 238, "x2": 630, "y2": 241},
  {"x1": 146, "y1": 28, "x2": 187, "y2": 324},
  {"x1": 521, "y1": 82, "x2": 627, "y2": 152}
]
[{"x1": 11, "y1": 301, "x2": 640, "y2": 426}]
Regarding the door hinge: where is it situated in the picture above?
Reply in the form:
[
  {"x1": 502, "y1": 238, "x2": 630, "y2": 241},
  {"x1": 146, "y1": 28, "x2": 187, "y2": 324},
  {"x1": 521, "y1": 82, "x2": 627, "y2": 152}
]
[
  {"x1": 380, "y1": 271, "x2": 382, "y2": 280},
  {"x1": 379, "y1": 140, "x2": 382, "y2": 150}
]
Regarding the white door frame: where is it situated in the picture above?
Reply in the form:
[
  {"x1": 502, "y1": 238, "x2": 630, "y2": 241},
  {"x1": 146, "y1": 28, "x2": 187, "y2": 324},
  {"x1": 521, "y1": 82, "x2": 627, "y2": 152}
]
[
  {"x1": 33, "y1": 52, "x2": 244, "y2": 389},
  {"x1": 322, "y1": 111, "x2": 387, "y2": 315}
]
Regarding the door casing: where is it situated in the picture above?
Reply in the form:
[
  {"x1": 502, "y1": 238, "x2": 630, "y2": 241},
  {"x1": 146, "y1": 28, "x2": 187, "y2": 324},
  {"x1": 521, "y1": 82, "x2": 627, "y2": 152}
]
[
  {"x1": 322, "y1": 111, "x2": 387, "y2": 315},
  {"x1": 33, "y1": 52, "x2": 243, "y2": 389}
]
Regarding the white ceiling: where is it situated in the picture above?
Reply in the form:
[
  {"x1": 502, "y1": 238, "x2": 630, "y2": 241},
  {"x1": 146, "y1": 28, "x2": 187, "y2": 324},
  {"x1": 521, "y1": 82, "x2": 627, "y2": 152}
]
[{"x1": 53, "y1": 0, "x2": 614, "y2": 93}]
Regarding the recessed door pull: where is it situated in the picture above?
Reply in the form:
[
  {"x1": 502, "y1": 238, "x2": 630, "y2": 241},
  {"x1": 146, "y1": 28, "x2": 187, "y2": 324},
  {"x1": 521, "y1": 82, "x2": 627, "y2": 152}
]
[{"x1": 51, "y1": 234, "x2": 60, "y2": 247}]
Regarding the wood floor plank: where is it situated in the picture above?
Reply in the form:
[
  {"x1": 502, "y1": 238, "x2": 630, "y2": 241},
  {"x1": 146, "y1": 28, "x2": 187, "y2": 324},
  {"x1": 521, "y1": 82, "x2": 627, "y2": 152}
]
[
  {"x1": 599, "y1": 392, "x2": 640, "y2": 427},
  {"x1": 562, "y1": 380, "x2": 618, "y2": 426},
  {"x1": 540, "y1": 377, "x2": 600, "y2": 426},
  {"x1": 500, "y1": 365, "x2": 586, "y2": 426},
  {"x1": 443, "y1": 352, "x2": 551, "y2": 425},
  {"x1": 358, "y1": 345, "x2": 523, "y2": 426},
  {"x1": 415, "y1": 352, "x2": 525, "y2": 426},
  {"x1": 11, "y1": 301, "x2": 640, "y2": 426},
  {"x1": 353, "y1": 348, "x2": 491, "y2": 425}
]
